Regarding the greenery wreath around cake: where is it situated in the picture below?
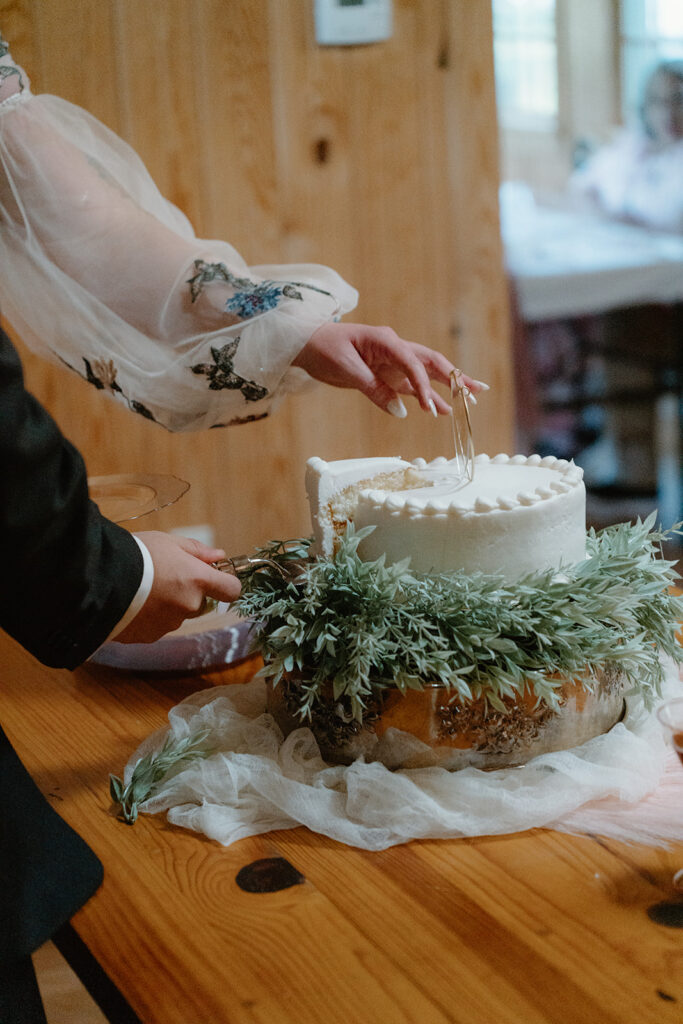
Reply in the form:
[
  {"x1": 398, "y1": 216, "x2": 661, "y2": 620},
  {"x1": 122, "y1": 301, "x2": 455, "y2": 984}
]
[{"x1": 235, "y1": 515, "x2": 683, "y2": 726}]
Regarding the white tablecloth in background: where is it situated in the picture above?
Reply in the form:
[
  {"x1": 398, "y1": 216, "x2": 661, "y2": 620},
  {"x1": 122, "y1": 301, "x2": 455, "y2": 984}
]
[{"x1": 501, "y1": 183, "x2": 683, "y2": 322}]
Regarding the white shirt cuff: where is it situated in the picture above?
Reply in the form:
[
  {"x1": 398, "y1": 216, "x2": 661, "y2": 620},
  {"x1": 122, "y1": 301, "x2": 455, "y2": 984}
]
[{"x1": 102, "y1": 535, "x2": 155, "y2": 643}]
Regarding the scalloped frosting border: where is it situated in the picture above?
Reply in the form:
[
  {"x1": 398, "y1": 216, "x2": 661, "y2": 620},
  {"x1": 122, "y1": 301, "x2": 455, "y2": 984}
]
[{"x1": 359, "y1": 454, "x2": 584, "y2": 516}]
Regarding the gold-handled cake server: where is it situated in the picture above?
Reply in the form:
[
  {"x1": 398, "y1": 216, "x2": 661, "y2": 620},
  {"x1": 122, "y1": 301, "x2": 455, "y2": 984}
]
[
  {"x1": 212, "y1": 552, "x2": 308, "y2": 581},
  {"x1": 199, "y1": 550, "x2": 309, "y2": 615}
]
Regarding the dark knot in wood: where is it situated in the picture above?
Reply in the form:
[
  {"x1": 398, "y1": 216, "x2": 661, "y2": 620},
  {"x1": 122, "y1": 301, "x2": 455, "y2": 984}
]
[
  {"x1": 314, "y1": 137, "x2": 331, "y2": 164},
  {"x1": 236, "y1": 857, "x2": 306, "y2": 893}
]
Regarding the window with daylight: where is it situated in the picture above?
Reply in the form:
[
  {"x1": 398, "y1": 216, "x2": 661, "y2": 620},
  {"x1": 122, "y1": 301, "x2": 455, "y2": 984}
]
[
  {"x1": 492, "y1": 0, "x2": 558, "y2": 132},
  {"x1": 620, "y1": 0, "x2": 683, "y2": 119}
]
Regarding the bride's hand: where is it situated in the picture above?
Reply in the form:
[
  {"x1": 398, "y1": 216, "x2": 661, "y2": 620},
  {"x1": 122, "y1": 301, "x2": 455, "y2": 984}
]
[{"x1": 293, "y1": 322, "x2": 486, "y2": 416}]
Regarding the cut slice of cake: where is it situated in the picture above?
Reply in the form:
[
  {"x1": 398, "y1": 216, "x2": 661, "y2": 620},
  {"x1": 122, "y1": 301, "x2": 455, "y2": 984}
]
[{"x1": 306, "y1": 456, "x2": 427, "y2": 558}]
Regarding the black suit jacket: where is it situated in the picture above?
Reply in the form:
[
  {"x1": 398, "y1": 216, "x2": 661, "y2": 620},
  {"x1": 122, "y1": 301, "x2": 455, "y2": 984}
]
[{"x1": 0, "y1": 324, "x2": 144, "y2": 961}]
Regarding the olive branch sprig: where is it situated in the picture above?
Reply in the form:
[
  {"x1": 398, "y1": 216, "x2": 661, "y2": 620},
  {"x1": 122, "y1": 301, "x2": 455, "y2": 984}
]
[{"x1": 110, "y1": 730, "x2": 212, "y2": 824}]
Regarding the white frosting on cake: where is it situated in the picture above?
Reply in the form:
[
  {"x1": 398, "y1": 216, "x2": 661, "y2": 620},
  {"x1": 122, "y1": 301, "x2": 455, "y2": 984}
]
[{"x1": 306, "y1": 453, "x2": 586, "y2": 580}]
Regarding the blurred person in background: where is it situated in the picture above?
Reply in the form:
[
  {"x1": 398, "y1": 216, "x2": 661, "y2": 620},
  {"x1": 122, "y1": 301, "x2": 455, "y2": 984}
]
[{"x1": 570, "y1": 59, "x2": 683, "y2": 234}]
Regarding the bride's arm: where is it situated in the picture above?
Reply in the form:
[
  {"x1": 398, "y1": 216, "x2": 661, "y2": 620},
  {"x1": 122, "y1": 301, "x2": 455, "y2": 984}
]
[
  {"x1": 0, "y1": 37, "x2": 484, "y2": 429},
  {"x1": 0, "y1": 53, "x2": 354, "y2": 428}
]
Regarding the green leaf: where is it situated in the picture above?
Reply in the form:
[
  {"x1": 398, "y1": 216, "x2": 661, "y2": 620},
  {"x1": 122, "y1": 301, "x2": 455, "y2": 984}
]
[{"x1": 109, "y1": 774, "x2": 123, "y2": 803}]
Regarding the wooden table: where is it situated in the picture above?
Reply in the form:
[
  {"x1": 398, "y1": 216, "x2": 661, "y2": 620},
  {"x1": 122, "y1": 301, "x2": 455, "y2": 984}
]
[{"x1": 2, "y1": 628, "x2": 682, "y2": 1024}]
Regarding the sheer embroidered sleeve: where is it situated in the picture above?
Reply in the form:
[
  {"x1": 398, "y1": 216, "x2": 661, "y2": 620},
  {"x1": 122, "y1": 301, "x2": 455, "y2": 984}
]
[{"x1": 0, "y1": 35, "x2": 358, "y2": 430}]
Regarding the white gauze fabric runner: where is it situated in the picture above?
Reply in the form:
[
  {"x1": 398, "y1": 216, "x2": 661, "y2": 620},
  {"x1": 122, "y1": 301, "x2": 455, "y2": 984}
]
[{"x1": 127, "y1": 661, "x2": 683, "y2": 851}]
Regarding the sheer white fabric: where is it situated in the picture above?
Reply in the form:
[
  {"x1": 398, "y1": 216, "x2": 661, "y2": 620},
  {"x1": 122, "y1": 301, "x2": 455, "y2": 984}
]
[
  {"x1": 125, "y1": 661, "x2": 683, "y2": 852},
  {"x1": 0, "y1": 44, "x2": 357, "y2": 431}
]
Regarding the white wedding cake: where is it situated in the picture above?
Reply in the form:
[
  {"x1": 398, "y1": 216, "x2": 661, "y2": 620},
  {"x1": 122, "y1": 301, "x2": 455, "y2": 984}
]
[{"x1": 306, "y1": 453, "x2": 586, "y2": 581}]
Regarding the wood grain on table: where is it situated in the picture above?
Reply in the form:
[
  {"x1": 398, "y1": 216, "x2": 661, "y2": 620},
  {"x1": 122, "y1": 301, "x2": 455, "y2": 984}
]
[{"x1": 1, "y1": 630, "x2": 681, "y2": 1024}]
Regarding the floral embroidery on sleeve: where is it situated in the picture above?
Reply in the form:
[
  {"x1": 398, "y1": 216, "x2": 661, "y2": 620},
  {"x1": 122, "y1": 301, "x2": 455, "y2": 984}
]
[
  {"x1": 0, "y1": 34, "x2": 25, "y2": 94},
  {"x1": 187, "y1": 260, "x2": 252, "y2": 302},
  {"x1": 186, "y1": 259, "x2": 337, "y2": 318},
  {"x1": 225, "y1": 281, "x2": 303, "y2": 318},
  {"x1": 190, "y1": 337, "x2": 269, "y2": 401},
  {"x1": 54, "y1": 335, "x2": 268, "y2": 424},
  {"x1": 57, "y1": 352, "x2": 159, "y2": 423},
  {"x1": 83, "y1": 357, "x2": 121, "y2": 393}
]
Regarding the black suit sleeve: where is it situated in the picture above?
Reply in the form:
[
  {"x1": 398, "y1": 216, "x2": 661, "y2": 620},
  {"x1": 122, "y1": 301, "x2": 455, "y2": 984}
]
[{"x1": 0, "y1": 326, "x2": 143, "y2": 668}]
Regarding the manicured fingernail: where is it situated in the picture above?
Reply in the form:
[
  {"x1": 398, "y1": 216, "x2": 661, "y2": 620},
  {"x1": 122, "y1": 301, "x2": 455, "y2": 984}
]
[
  {"x1": 473, "y1": 379, "x2": 490, "y2": 391},
  {"x1": 387, "y1": 397, "x2": 407, "y2": 418},
  {"x1": 428, "y1": 398, "x2": 438, "y2": 417},
  {"x1": 467, "y1": 393, "x2": 477, "y2": 405}
]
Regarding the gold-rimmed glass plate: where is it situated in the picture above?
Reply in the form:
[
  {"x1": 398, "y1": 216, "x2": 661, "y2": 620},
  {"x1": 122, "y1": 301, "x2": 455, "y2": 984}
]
[{"x1": 88, "y1": 473, "x2": 190, "y2": 523}]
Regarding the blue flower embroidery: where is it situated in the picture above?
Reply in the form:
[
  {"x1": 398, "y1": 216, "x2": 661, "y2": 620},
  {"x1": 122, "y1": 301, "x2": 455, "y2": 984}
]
[
  {"x1": 225, "y1": 282, "x2": 302, "y2": 319},
  {"x1": 187, "y1": 259, "x2": 335, "y2": 317}
]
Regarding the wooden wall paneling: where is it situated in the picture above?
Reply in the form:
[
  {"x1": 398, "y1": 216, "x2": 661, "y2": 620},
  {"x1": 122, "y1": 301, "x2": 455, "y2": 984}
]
[
  {"x1": 197, "y1": 0, "x2": 281, "y2": 252},
  {"x1": 32, "y1": 0, "x2": 119, "y2": 125},
  {"x1": 344, "y1": 0, "x2": 454, "y2": 464},
  {"x1": 347, "y1": 0, "x2": 462, "y2": 462},
  {"x1": 410, "y1": 1, "x2": 470, "y2": 452},
  {"x1": 115, "y1": 0, "x2": 207, "y2": 227},
  {"x1": 266, "y1": 0, "x2": 380, "y2": 469},
  {"x1": 443, "y1": 0, "x2": 514, "y2": 453}
]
